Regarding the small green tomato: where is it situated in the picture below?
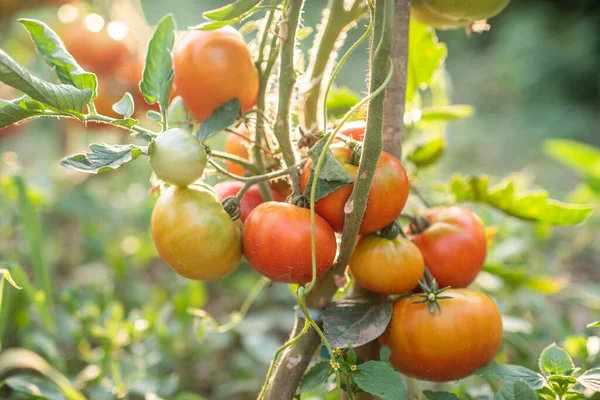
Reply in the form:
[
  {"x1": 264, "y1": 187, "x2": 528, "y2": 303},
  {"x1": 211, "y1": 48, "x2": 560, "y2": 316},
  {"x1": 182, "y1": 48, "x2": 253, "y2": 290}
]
[{"x1": 149, "y1": 128, "x2": 207, "y2": 187}]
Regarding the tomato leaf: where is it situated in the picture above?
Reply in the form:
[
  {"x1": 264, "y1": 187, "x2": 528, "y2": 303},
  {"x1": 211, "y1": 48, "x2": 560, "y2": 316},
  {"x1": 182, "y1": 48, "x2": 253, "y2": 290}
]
[
  {"x1": 111, "y1": 118, "x2": 139, "y2": 129},
  {"x1": 353, "y1": 361, "x2": 408, "y2": 400},
  {"x1": 577, "y1": 368, "x2": 600, "y2": 392},
  {"x1": 168, "y1": 96, "x2": 193, "y2": 132},
  {"x1": 475, "y1": 363, "x2": 545, "y2": 389},
  {"x1": 423, "y1": 391, "x2": 460, "y2": 400},
  {"x1": 419, "y1": 105, "x2": 475, "y2": 121},
  {"x1": 202, "y1": 0, "x2": 262, "y2": 22},
  {"x1": 483, "y1": 264, "x2": 566, "y2": 295},
  {"x1": 379, "y1": 345, "x2": 391, "y2": 363},
  {"x1": 60, "y1": 143, "x2": 149, "y2": 174},
  {"x1": 140, "y1": 14, "x2": 176, "y2": 113},
  {"x1": 407, "y1": 137, "x2": 446, "y2": 168},
  {"x1": 539, "y1": 343, "x2": 575, "y2": 377},
  {"x1": 494, "y1": 380, "x2": 538, "y2": 400},
  {"x1": 450, "y1": 174, "x2": 595, "y2": 226},
  {"x1": 147, "y1": 110, "x2": 161, "y2": 121},
  {"x1": 298, "y1": 361, "x2": 333, "y2": 394},
  {"x1": 196, "y1": 99, "x2": 241, "y2": 141},
  {"x1": 406, "y1": 19, "x2": 447, "y2": 102},
  {"x1": 544, "y1": 139, "x2": 600, "y2": 178},
  {"x1": 0, "y1": 50, "x2": 92, "y2": 114},
  {"x1": 587, "y1": 321, "x2": 600, "y2": 328},
  {"x1": 112, "y1": 93, "x2": 134, "y2": 119},
  {"x1": 0, "y1": 96, "x2": 69, "y2": 128},
  {"x1": 326, "y1": 86, "x2": 362, "y2": 119},
  {"x1": 321, "y1": 299, "x2": 392, "y2": 349},
  {"x1": 304, "y1": 137, "x2": 353, "y2": 202},
  {"x1": 5, "y1": 375, "x2": 66, "y2": 400}
]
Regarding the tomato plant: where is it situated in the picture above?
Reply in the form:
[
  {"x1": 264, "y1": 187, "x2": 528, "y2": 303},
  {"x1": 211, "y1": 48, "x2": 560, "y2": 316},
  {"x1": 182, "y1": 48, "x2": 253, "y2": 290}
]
[
  {"x1": 411, "y1": 0, "x2": 511, "y2": 30},
  {"x1": 242, "y1": 202, "x2": 337, "y2": 284},
  {"x1": 214, "y1": 180, "x2": 265, "y2": 222}
]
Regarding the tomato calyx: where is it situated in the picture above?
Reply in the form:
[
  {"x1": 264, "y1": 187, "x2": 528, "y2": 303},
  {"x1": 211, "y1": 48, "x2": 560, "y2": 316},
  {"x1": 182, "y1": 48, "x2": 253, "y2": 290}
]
[
  {"x1": 378, "y1": 221, "x2": 407, "y2": 240},
  {"x1": 408, "y1": 215, "x2": 432, "y2": 234},
  {"x1": 222, "y1": 196, "x2": 242, "y2": 221},
  {"x1": 290, "y1": 194, "x2": 310, "y2": 209},
  {"x1": 412, "y1": 279, "x2": 453, "y2": 314},
  {"x1": 347, "y1": 141, "x2": 362, "y2": 166}
]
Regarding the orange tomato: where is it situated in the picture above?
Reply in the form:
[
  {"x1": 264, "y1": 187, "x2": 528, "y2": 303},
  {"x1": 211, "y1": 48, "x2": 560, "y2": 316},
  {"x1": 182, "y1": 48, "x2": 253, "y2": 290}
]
[
  {"x1": 224, "y1": 126, "x2": 251, "y2": 176},
  {"x1": 339, "y1": 120, "x2": 366, "y2": 141},
  {"x1": 173, "y1": 26, "x2": 259, "y2": 120}
]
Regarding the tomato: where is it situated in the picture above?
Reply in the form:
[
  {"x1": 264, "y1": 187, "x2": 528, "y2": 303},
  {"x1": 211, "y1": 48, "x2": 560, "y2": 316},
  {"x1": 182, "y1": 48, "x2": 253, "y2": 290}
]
[
  {"x1": 149, "y1": 128, "x2": 207, "y2": 187},
  {"x1": 269, "y1": 178, "x2": 292, "y2": 202},
  {"x1": 242, "y1": 202, "x2": 337, "y2": 284},
  {"x1": 224, "y1": 126, "x2": 251, "y2": 176},
  {"x1": 409, "y1": 206, "x2": 486, "y2": 288},
  {"x1": 151, "y1": 185, "x2": 242, "y2": 280},
  {"x1": 349, "y1": 234, "x2": 424, "y2": 295},
  {"x1": 411, "y1": 0, "x2": 510, "y2": 30},
  {"x1": 339, "y1": 120, "x2": 366, "y2": 141},
  {"x1": 214, "y1": 181, "x2": 264, "y2": 222},
  {"x1": 380, "y1": 289, "x2": 503, "y2": 381},
  {"x1": 300, "y1": 145, "x2": 410, "y2": 235},
  {"x1": 173, "y1": 26, "x2": 259, "y2": 120}
]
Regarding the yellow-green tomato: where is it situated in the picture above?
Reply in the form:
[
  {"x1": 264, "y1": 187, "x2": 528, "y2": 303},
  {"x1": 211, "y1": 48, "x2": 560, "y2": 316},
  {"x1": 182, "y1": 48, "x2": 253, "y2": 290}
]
[
  {"x1": 149, "y1": 128, "x2": 207, "y2": 187},
  {"x1": 411, "y1": 0, "x2": 510, "y2": 30},
  {"x1": 349, "y1": 234, "x2": 424, "y2": 295},
  {"x1": 151, "y1": 185, "x2": 242, "y2": 280}
]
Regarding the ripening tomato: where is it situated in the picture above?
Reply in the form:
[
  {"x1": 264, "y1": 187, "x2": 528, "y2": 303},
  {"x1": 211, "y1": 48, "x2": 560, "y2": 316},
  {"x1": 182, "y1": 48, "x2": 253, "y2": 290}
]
[
  {"x1": 214, "y1": 181, "x2": 264, "y2": 222},
  {"x1": 269, "y1": 178, "x2": 292, "y2": 202},
  {"x1": 149, "y1": 128, "x2": 207, "y2": 187},
  {"x1": 380, "y1": 289, "x2": 502, "y2": 381},
  {"x1": 151, "y1": 185, "x2": 242, "y2": 280},
  {"x1": 173, "y1": 26, "x2": 259, "y2": 120},
  {"x1": 242, "y1": 202, "x2": 337, "y2": 284},
  {"x1": 224, "y1": 126, "x2": 251, "y2": 175},
  {"x1": 300, "y1": 145, "x2": 410, "y2": 235},
  {"x1": 349, "y1": 234, "x2": 424, "y2": 294},
  {"x1": 409, "y1": 206, "x2": 486, "y2": 288},
  {"x1": 339, "y1": 120, "x2": 366, "y2": 141},
  {"x1": 411, "y1": 0, "x2": 510, "y2": 30}
]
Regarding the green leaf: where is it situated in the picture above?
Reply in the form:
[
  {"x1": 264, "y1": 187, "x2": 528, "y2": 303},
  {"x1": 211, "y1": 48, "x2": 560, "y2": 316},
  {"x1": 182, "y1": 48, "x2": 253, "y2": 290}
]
[
  {"x1": 539, "y1": 343, "x2": 575, "y2": 377},
  {"x1": 203, "y1": 0, "x2": 261, "y2": 21},
  {"x1": 353, "y1": 361, "x2": 408, "y2": 400},
  {"x1": 423, "y1": 391, "x2": 460, "y2": 400},
  {"x1": 587, "y1": 321, "x2": 600, "y2": 328},
  {"x1": 304, "y1": 138, "x2": 354, "y2": 202},
  {"x1": 321, "y1": 299, "x2": 392, "y2": 349},
  {"x1": 419, "y1": 105, "x2": 475, "y2": 121},
  {"x1": 407, "y1": 19, "x2": 447, "y2": 102},
  {"x1": 547, "y1": 374, "x2": 577, "y2": 386},
  {"x1": 0, "y1": 96, "x2": 66, "y2": 128},
  {"x1": 196, "y1": 99, "x2": 241, "y2": 141},
  {"x1": 544, "y1": 139, "x2": 600, "y2": 178},
  {"x1": 168, "y1": 95, "x2": 192, "y2": 131},
  {"x1": 484, "y1": 264, "x2": 566, "y2": 295},
  {"x1": 475, "y1": 363, "x2": 545, "y2": 389},
  {"x1": 450, "y1": 174, "x2": 595, "y2": 226},
  {"x1": 60, "y1": 143, "x2": 148, "y2": 174},
  {"x1": 407, "y1": 137, "x2": 446, "y2": 167},
  {"x1": 140, "y1": 14, "x2": 176, "y2": 113},
  {"x1": 0, "y1": 50, "x2": 92, "y2": 114},
  {"x1": 346, "y1": 344, "x2": 357, "y2": 365},
  {"x1": 577, "y1": 368, "x2": 600, "y2": 392},
  {"x1": 326, "y1": 86, "x2": 362, "y2": 119},
  {"x1": 112, "y1": 92, "x2": 134, "y2": 118},
  {"x1": 5, "y1": 375, "x2": 67, "y2": 400},
  {"x1": 494, "y1": 380, "x2": 537, "y2": 400},
  {"x1": 298, "y1": 361, "x2": 333, "y2": 394},
  {"x1": 147, "y1": 110, "x2": 162, "y2": 121},
  {"x1": 0, "y1": 268, "x2": 22, "y2": 290},
  {"x1": 111, "y1": 118, "x2": 139, "y2": 129},
  {"x1": 19, "y1": 19, "x2": 97, "y2": 95},
  {"x1": 192, "y1": 19, "x2": 240, "y2": 30},
  {"x1": 379, "y1": 345, "x2": 391, "y2": 363}
]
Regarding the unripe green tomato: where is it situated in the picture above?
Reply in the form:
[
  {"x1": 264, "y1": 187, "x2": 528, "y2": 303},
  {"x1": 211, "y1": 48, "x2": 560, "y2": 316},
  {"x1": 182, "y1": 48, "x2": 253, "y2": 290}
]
[
  {"x1": 411, "y1": 0, "x2": 510, "y2": 30},
  {"x1": 149, "y1": 128, "x2": 207, "y2": 187}
]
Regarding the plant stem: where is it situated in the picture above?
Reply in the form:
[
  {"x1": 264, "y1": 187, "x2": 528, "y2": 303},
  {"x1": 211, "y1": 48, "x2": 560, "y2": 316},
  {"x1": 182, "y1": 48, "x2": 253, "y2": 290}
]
[
  {"x1": 273, "y1": 0, "x2": 304, "y2": 193},
  {"x1": 84, "y1": 114, "x2": 157, "y2": 139}
]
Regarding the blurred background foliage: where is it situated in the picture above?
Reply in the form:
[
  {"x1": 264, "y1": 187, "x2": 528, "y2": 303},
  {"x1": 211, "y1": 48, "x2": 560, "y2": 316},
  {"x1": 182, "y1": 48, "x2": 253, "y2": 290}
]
[{"x1": 0, "y1": 0, "x2": 599, "y2": 399}]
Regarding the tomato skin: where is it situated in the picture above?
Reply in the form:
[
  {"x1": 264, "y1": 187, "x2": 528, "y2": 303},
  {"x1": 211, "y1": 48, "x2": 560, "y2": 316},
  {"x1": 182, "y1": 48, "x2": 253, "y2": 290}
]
[
  {"x1": 242, "y1": 202, "x2": 337, "y2": 284},
  {"x1": 151, "y1": 185, "x2": 242, "y2": 280},
  {"x1": 411, "y1": 0, "x2": 510, "y2": 30},
  {"x1": 224, "y1": 127, "x2": 251, "y2": 176},
  {"x1": 339, "y1": 120, "x2": 366, "y2": 141},
  {"x1": 149, "y1": 128, "x2": 207, "y2": 187},
  {"x1": 410, "y1": 206, "x2": 486, "y2": 288},
  {"x1": 349, "y1": 234, "x2": 424, "y2": 295},
  {"x1": 300, "y1": 145, "x2": 410, "y2": 235},
  {"x1": 380, "y1": 289, "x2": 503, "y2": 382},
  {"x1": 214, "y1": 181, "x2": 264, "y2": 222},
  {"x1": 173, "y1": 27, "x2": 259, "y2": 120}
]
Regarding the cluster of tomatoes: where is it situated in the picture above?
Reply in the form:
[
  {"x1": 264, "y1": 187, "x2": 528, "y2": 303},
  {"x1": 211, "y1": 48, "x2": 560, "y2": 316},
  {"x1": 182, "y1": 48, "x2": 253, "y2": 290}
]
[{"x1": 144, "y1": 24, "x2": 503, "y2": 384}]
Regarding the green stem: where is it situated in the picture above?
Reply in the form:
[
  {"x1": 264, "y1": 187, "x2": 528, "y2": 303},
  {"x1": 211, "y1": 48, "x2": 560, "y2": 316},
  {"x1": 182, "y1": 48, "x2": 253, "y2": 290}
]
[
  {"x1": 209, "y1": 150, "x2": 259, "y2": 174},
  {"x1": 273, "y1": 0, "x2": 305, "y2": 193},
  {"x1": 84, "y1": 114, "x2": 157, "y2": 139}
]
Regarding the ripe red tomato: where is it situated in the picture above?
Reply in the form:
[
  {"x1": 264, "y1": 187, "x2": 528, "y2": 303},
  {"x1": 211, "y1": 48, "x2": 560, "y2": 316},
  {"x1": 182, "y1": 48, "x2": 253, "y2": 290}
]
[
  {"x1": 224, "y1": 126, "x2": 251, "y2": 176},
  {"x1": 242, "y1": 202, "x2": 337, "y2": 284},
  {"x1": 339, "y1": 120, "x2": 366, "y2": 141},
  {"x1": 214, "y1": 181, "x2": 264, "y2": 222},
  {"x1": 151, "y1": 185, "x2": 242, "y2": 280},
  {"x1": 409, "y1": 206, "x2": 487, "y2": 288},
  {"x1": 349, "y1": 234, "x2": 424, "y2": 294},
  {"x1": 173, "y1": 26, "x2": 259, "y2": 120},
  {"x1": 300, "y1": 145, "x2": 410, "y2": 235},
  {"x1": 380, "y1": 288, "x2": 503, "y2": 381},
  {"x1": 411, "y1": 0, "x2": 510, "y2": 30}
]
